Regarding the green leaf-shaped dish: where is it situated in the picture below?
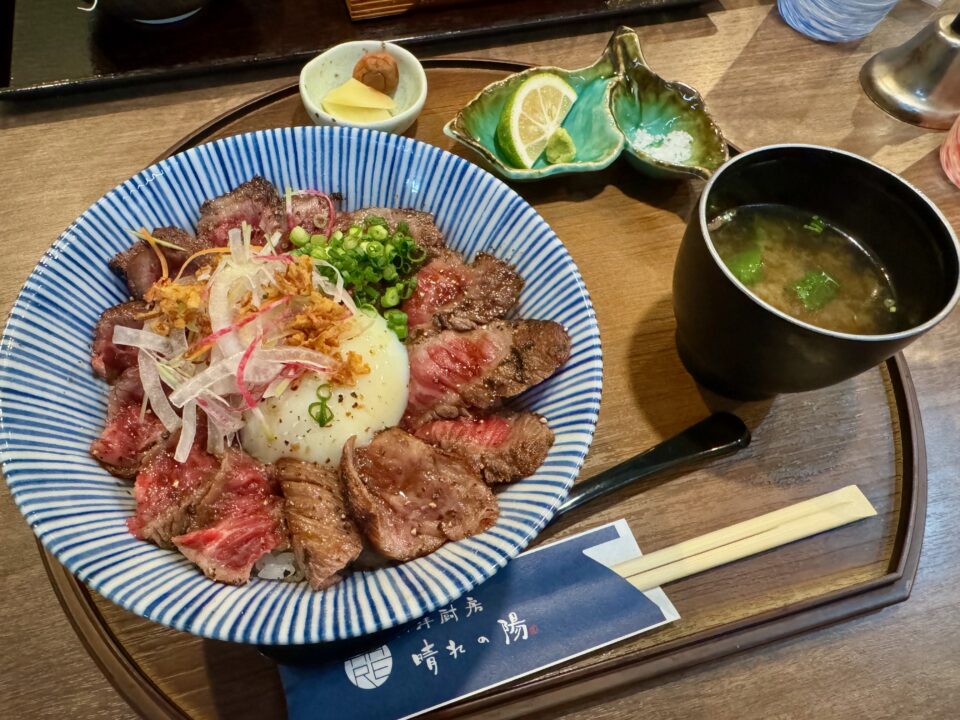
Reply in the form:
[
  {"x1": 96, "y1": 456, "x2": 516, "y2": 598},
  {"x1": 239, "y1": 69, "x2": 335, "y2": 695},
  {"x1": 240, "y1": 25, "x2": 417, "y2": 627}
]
[
  {"x1": 443, "y1": 45, "x2": 625, "y2": 180},
  {"x1": 444, "y1": 26, "x2": 729, "y2": 182},
  {"x1": 610, "y1": 28, "x2": 728, "y2": 180}
]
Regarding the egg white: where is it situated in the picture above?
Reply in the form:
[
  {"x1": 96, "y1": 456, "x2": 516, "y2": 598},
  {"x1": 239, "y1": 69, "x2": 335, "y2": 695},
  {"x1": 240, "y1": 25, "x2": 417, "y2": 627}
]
[{"x1": 241, "y1": 313, "x2": 409, "y2": 466}]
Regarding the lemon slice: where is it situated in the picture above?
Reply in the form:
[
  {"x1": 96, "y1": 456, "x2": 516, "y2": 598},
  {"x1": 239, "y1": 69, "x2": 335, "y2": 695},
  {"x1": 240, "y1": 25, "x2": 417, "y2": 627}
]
[{"x1": 496, "y1": 73, "x2": 578, "y2": 169}]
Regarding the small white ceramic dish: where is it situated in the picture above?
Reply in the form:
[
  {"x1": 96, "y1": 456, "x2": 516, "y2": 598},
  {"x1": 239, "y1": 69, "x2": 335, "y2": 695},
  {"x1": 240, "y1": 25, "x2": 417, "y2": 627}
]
[{"x1": 299, "y1": 41, "x2": 427, "y2": 135}]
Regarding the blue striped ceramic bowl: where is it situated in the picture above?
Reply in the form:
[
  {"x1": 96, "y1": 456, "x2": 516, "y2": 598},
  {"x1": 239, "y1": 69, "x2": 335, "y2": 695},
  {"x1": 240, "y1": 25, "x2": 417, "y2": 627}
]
[{"x1": 0, "y1": 126, "x2": 602, "y2": 644}]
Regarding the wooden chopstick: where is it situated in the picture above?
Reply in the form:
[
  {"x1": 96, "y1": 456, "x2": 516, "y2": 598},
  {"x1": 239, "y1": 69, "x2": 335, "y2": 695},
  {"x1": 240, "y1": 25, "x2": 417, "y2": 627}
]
[{"x1": 614, "y1": 485, "x2": 877, "y2": 592}]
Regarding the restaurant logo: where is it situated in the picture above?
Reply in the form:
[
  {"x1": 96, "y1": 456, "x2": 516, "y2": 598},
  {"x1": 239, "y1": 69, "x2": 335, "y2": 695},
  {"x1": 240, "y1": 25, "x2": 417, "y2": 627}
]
[{"x1": 344, "y1": 645, "x2": 393, "y2": 689}]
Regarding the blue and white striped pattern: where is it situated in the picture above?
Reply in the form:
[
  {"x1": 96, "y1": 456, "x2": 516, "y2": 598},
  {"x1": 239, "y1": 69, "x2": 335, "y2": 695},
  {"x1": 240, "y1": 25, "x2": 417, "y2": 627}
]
[
  {"x1": 778, "y1": 0, "x2": 898, "y2": 43},
  {"x1": 0, "y1": 127, "x2": 602, "y2": 644}
]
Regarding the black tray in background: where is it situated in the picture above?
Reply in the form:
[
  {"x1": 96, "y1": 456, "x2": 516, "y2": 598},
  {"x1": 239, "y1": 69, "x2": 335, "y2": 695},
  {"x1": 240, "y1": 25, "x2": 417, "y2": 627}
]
[{"x1": 0, "y1": 0, "x2": 704, "y2": 100}]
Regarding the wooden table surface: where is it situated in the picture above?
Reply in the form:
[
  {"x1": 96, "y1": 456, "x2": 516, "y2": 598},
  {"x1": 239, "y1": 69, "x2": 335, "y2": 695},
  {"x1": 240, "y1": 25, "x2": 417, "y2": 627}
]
[{"x1": 2, "y1": 1, "x2": 960, "y2": 718}]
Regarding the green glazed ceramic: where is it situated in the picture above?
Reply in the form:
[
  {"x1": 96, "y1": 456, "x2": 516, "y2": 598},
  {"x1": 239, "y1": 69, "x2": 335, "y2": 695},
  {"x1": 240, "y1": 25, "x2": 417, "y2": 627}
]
[
  {"x1": 610, "y1": 28, "x2": 728, "y2": 180},
  {"x1": 443, "y1": 41, "x2": 625, "y2": 180},
  {"x1": 444, "y1": 26, "x2": 728, "y2": 182}
]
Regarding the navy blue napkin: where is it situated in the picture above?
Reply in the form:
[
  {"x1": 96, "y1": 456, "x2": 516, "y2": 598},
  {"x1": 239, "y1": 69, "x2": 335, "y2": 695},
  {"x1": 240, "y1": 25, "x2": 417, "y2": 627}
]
[{"x1": 276, "y1": 521, "x2": 678, "y2": 720}]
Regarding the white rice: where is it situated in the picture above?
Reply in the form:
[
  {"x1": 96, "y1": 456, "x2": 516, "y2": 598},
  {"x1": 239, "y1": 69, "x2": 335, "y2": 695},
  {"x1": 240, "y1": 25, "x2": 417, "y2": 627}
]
[{"x1": 254, "y1": 550, "x2": 304, "y2": 582}]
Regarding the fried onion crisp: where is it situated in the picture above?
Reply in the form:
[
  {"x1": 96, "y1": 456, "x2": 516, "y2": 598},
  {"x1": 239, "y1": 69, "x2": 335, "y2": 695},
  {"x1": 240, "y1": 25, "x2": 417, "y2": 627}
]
[
  {"x1": 143, "y1": 252, "x2": 369, "y2": 385},
  {"x1": 144, "y1": 278, "x2": 210, "y2": 336}
]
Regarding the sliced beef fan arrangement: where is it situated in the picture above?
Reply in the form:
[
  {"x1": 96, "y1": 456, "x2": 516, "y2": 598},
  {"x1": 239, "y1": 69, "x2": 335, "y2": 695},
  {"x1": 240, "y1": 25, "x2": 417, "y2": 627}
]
[{"x1": 89, "y1": 176, "x2": 570, "y2": 589}]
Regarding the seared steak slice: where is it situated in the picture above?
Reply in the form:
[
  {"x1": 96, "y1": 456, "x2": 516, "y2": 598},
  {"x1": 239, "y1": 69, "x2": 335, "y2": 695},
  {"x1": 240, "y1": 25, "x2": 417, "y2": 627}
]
[
  {"x1": 91, "y1": 301, "x2": 148, "y2": 382},
  {"x1": 403, "y1": 251, "x2": 523, "y2": 337},
  {"x1": 402, "y1": 320, "x2": 571, "y2": 429},
  {"x1": 174, "y1": 512, "x2": 287, "y2": 586},
  {"x1": 192, "y1": 449, "x2": 281, "y2": 526},
  {"x1": 172, "y1": 449, "x2": 287, "y2": 585},
  {"x1": 196, "y1": 176, "x2": 285, "y2": 248},
  {"x1": 341, "y1": 428, "x2": 499, "y2": 561},
  {"x1": 90, "y1": 367, "x2": 167, "y2": 478},
  {"x1": 288, "y1": 192, "x2": 334, "y2": 237},
  {"x1": 109, "y1": 226, "x2": 213, "y2": 299},
  {"x1": 335, "y1": 208, "x2": 446, "y2": 258},
  {"x1": 104, "y1": 364, "x2": 147, "y2": 417},
  {"x1": 126, "y1": 442, "x2": 221, "y2": 548},
  {"x1": 414, "y1": 412, "x2": 553, "y2": 484},
  {"x1": 275, "y1": 459, "x2": 363, "y2": 590}
]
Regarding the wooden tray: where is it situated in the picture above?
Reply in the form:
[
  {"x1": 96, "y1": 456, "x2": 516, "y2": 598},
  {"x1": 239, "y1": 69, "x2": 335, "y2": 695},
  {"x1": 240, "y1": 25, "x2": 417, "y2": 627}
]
[{"x1": 40, "y1": 58, "x2": 926, "y2": 720}]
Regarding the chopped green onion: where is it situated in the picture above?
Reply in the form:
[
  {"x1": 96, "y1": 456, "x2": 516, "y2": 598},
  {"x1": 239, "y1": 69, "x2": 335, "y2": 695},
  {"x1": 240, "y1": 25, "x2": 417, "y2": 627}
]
[
  {"x1": 381, "y1": 287, "x2": 400, "y2": 308},
  {"x1": 367, "y1": 225, "x2": 388, "y2": 241},
  {"x1": 308, "y1": 384, "x2": 335, "y2": 427},
  {"x1": 308, "y1": 220, "x2": 428, "y2": 320},
  {"x1": 384, "y1": 309, "x2": 408, "y2": 340},
  {"x1": 290, "y1": 226, "x2": 310, "y2": 247},
  {"x1": 803, "y1": 215, "x2": 826, "y2": 234},
  {"x1": 401, "y1": 277, "x2": 417, "y2": 298},
  {"x1": 308, "y1": 400, "x2": 334, "y2": 427}
]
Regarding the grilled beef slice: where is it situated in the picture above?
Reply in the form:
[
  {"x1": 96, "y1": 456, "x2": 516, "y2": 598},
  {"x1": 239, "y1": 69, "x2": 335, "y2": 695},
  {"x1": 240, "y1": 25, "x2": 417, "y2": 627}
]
[
  {"x1": 274, "y1": 458, "x2": 363, "y2": 590},
  {"x1": 402, "y1": 250, "x2": 523, "y2": 338},
  {"x1": 91, "y1": 301, "x2": 149, "y2": 382},
  {"x1": 341, "y1": 428, "x2": 499, "y2": 561},
  {"x1": 172, "y1": 449, "x2": 287, "y2": 585},
  {"x1": 196, "y1": 176, "x2": 285, "y2": 248},
  {"x1": 402, "y1": 319, "x2": 571, "y2": 429},
  {"x1": 288, "y1": 192, "x2": 335, "y2": 237},
  {"x1": 90, "y1": 367, "x2": 168, "y2": 479},
  {"x1": 126, "y1": 442, "x2": 221, "y2": 548},
  {"x1": 108, "y1": 226, "x2": 213, "y2": 299},
  {"x1": 413, "y1": 412, "x2": 553, "y2": 484}
]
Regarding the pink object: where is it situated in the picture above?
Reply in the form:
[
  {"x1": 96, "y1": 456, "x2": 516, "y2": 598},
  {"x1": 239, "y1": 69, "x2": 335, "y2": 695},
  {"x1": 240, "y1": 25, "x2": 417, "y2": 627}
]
[
  {"x1": 235, "y1": 329, "x2": 266, "y2": 410},
  {"x1": 940, "y1": 114, "x2": 960, "y2": 189}
]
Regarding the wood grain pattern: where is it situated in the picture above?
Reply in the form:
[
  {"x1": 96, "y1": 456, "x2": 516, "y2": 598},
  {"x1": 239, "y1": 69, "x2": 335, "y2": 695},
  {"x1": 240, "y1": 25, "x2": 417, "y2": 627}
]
[{"x1": 2, "y1": 2, "x2": 960, "y2": 718}]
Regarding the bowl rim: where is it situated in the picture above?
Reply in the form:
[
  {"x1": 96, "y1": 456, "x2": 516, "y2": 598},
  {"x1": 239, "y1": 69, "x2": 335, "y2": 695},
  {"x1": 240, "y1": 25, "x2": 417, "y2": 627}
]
[
  {"x1": 0, "y1": 125, "x2": 602, "y2": 644},
  {"x1": 298, "y1": 41, "x2": 427, "y2": 132},
  {"x1": 699, "y1": 143, "x2": 960, "y2": 343}
]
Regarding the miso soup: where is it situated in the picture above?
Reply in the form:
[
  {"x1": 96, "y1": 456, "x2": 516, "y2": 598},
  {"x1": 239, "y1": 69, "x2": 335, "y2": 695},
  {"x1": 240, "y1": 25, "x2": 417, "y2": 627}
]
[{"x1": 709, "y1": 203, "x2": 904, "y2": 335}]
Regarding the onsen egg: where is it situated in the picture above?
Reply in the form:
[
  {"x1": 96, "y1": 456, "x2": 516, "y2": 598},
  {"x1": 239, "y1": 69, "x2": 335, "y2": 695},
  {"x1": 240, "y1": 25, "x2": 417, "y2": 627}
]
[{"x1": 241, "y1": 313, "x2": 408, "y2": 465}]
